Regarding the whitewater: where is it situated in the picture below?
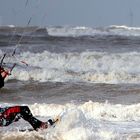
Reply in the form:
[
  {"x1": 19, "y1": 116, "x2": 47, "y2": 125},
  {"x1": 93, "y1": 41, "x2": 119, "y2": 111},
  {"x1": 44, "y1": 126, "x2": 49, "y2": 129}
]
[{"x1": 0, "y1": 25, "x2": 140, "y2": 140}]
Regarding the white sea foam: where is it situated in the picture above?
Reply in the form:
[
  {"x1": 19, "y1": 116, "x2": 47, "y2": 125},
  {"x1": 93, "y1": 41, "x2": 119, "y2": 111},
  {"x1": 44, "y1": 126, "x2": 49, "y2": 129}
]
[
  {"x1": 2, "y1": 51, "x2": 140, "y2": 84},
  {"x1": 28, "y1": 101, "x2": 140, "y2": 122}
]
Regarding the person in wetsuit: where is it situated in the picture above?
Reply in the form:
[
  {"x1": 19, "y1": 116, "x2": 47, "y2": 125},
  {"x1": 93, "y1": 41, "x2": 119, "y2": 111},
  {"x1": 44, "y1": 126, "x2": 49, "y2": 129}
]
[
  {"x1": 0, "y1": 105, "x2": 55, "y2": 130},
  {"x1": 0, "y1": 67, "x2": 9, "y2": 88}
]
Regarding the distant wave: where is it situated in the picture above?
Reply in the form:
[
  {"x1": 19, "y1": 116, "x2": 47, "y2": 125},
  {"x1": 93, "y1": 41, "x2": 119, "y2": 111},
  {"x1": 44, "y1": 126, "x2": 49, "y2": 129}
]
[
  {"x1": 47, "y1": 25, "x2": 140, "y2": 37},
  {"x1": 1, "y1": 25, "x2": 140, "y2": 37},
  {"x1": 1, "y1": 25, "x2": 140, "y2": 47}
]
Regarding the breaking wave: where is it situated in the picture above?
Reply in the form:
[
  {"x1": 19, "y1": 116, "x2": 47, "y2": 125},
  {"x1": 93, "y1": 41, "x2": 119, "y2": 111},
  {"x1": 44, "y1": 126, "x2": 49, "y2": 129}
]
[{"x1": 2, "y1": 50, "x2": 140, "y2": 84}]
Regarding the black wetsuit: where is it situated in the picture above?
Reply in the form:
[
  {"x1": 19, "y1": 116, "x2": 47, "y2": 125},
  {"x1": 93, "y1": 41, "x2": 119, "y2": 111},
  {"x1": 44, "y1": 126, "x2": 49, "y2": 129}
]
[
  {"x1": 0, "y1": 73, "x2": 4, "y2": 88},
  {"x1": 0, "y1": 106, "x2": 43, "y2": 130}
]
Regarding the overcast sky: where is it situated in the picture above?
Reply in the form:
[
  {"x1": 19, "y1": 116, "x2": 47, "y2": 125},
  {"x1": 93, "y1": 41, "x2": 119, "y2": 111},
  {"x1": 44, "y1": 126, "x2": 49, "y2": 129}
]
[{"x1": 0, "y1": 0, "x2": 140, "y2": 27}]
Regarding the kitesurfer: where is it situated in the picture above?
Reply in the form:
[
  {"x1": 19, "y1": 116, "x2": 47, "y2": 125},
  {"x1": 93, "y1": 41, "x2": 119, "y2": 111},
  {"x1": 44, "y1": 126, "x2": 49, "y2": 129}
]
[
  {"x1": 0, "y1": 105, "x2": 55, "y2": 130},
  {"x1": 0, "y1": 53, "x2": 17, "y2": 89},
  {"x1": 0, "y1": 64, "x2": 16, "y2": 89}
]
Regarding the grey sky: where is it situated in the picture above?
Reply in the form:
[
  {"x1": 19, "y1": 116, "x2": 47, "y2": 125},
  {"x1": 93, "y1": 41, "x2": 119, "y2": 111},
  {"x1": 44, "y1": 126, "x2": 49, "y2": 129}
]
[{"x1": 0, "y1": 0, "x2": 140, "y2": 27}]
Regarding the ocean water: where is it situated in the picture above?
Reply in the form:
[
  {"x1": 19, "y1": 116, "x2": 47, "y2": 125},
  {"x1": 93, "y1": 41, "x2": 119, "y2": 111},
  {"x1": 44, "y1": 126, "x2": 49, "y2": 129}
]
[{"x1": 0, "y1": 25, "x2": 140, "y2": 139}]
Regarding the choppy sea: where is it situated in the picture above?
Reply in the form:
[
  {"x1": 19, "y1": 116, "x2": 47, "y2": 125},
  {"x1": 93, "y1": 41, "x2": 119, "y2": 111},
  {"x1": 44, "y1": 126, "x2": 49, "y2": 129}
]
[{"x1": 0, "y1": 25, "x2": 140, "y2": 140}]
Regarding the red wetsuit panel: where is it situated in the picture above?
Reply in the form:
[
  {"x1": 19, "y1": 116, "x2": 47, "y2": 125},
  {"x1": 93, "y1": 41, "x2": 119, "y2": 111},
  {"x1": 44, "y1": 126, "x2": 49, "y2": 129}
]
[{"x1": 2, "y1": 106, "x2": 20, "y2": 118}]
